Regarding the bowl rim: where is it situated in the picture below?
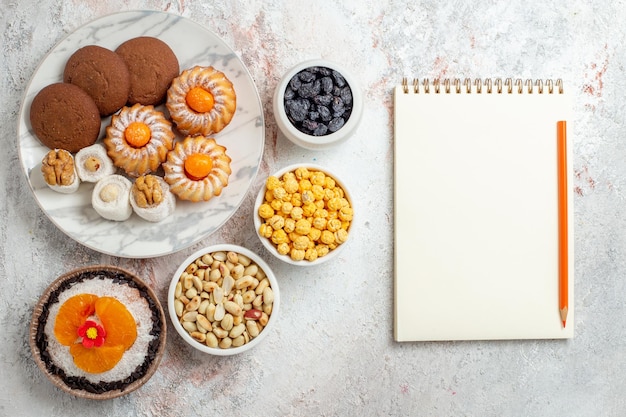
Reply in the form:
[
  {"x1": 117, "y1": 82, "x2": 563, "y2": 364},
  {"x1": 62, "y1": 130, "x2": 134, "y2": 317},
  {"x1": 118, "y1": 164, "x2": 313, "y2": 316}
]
[
  {"x1": 29, "y1": 265, "x2": 167, "y2": 400},
  {"x1": 253, "y1": 163, "x2": 354, "y2": 266},
  {"x1": 167, "y1": 244, "x2": 280, "y2": 356},
  {"x1": 272, "y1": 59, "x2": 363, "y2": 150}
]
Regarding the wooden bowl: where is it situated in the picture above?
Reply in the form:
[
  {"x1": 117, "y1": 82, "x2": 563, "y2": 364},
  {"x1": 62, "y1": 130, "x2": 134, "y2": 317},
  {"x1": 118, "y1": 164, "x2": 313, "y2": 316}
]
[{"x1": 29, "y1": 265, "x2": 166, "y2": 400}]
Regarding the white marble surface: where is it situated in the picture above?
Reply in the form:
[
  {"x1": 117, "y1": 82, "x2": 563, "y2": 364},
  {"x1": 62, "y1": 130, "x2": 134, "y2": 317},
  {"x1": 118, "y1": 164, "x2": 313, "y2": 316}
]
[{"x1": 1, "y1": 0, "x2": 624, "y2": 415}]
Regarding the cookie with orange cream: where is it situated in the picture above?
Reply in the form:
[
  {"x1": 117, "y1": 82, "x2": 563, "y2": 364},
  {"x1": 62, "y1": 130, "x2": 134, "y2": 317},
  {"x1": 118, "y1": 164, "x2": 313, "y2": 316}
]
[
  {"x1": 163, "y1": 135, "x2": 232, "y2": 202},
  {"x1": 104, "y1": 103, "x2": 174, "y2": 177},
  {"x1": 166, "y1": 66, "x2": 237, "y2": 136}
]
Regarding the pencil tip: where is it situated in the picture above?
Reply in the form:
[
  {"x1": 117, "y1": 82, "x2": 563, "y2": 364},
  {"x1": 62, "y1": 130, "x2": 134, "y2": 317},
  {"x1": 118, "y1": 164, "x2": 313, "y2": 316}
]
[{"x1": 560, "y1": 307, "x2": 568, "y2": 327}]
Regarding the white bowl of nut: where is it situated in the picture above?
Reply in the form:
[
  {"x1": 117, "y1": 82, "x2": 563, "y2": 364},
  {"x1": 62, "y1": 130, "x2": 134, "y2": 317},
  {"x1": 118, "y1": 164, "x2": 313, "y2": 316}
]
[
  {"x1": 273, "y1": 59, "x2": 363, "y2": 150},
  {"x1": 168, "y1": 244, "x2": 279, "y2": 355},
  {"x1": 253, "y1": 163, "x2": 354, "y2": 266}
]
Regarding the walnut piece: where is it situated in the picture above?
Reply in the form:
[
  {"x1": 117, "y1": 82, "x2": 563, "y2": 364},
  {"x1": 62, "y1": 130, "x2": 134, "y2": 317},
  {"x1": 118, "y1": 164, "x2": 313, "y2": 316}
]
[
  {"x1": 132, "y1": 175, "x2": 164, "y2": 208},
  {"x1": 41, "y1": 149, "x2": 75, "y2": 186}
]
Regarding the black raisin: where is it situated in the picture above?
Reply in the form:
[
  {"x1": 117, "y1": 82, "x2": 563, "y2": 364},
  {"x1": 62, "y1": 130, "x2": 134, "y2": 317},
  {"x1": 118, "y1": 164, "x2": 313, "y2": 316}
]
[
  {"x1": 332, "y1": 96, "x2": 345, "y2": 116},
  {"x1": 328, "y1": 117, "x2": 345, "y2": 132},
  {"x1": 314, "y1": 94, "x2": 333, "y2": 106},
  {"x1": 284, "y1": 87, "x2": 296, "y2": 100},
  {"x1": 318, "y1": 105, "x2": 332, "y2": 122},
  {"x1": 298, "y1": 80, "x2": 321, "y2": 98},
  {"x1": 321, "y1": 76, "x2": 334, "y2": 94},
  {"x1": 289, "y1": 76, "x2": 302, "y2": 90},
  {"x1": 318, "y1": 67, "x2": 332, "y2": 76},
  {"x1": 285, "y1": 98, "x2": 309, "y2": 122},
  {"x1": 313, "y1": 124, "x2": 329, "y2": 136},
  {"x1": 340, "y1": 87, "x2": 353, "y2": 105},
  {"x1": 332, "y1": 70, "x2": 347, "y2": 87},
  {"x1": 299, "y1": 70, "x2": 316, "y2": 83},
  {"x1": 302, "y1": 119, "x2": 319, "y2": 131}
]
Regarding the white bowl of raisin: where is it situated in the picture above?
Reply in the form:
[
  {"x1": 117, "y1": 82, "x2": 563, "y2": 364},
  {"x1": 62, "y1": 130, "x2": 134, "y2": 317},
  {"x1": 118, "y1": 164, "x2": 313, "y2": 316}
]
[{"x1": 273, "y1": 59, "x2": 363, "y2": 150}]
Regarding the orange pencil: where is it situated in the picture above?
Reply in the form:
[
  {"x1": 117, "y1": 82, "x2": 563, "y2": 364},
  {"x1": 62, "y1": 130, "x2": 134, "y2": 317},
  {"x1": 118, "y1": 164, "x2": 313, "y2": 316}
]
[{"x1": 557, "y1": 121, "x2": 568, "y2": 327}]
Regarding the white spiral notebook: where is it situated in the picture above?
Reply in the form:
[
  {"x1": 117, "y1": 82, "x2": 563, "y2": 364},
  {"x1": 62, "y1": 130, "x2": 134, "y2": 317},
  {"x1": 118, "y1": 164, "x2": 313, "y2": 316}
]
[{"x1": 393, "y1": 78, "x2": 574, "y2": 341}]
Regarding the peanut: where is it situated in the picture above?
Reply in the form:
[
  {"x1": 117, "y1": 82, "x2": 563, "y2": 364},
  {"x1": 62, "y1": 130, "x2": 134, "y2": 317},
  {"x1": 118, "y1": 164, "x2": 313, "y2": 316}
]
[{"x1": 174, "y1": 250, "x2": 275, "y2": 350}]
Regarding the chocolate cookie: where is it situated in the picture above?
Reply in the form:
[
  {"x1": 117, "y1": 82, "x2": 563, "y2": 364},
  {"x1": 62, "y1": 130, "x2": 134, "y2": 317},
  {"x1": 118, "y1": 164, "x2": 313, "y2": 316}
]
[
  {"x1": 29, "y1": 83, "x2": 101, "y2": 153},
  {"x1": 63, "y1": 45, "x2": 131, "y2": 116},
  {"x1": 115, "y1": 37, "x2": 179, "y2": 105}
]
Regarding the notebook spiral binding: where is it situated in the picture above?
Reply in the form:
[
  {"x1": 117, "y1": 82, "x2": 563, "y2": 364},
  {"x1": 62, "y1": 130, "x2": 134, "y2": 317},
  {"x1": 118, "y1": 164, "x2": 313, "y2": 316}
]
[{"x1": 401, "y1": 77, "x2": 564, "y2": 95}]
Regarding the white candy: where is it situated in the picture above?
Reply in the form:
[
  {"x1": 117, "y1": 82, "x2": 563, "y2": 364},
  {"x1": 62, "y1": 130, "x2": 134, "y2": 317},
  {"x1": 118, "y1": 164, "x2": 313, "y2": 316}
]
[
  {"x1": 92, "y1": 174, "x2": 133, "y2": 221},
  {"x1": 75, "y1": 143, "x2": 116, "y2": 183},
  {"x1": 130, "y1": 176, "x2": 176, "y2": 222}
]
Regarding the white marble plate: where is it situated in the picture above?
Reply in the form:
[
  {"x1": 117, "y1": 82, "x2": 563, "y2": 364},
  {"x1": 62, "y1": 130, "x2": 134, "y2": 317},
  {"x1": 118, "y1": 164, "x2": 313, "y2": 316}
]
[{"x1": 17, "y1": 11, "x2": 264, "y2": 258}]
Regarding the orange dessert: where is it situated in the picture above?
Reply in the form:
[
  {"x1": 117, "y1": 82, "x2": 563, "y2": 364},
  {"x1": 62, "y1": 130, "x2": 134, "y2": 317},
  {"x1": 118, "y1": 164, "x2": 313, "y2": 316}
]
[
  {"x1": 104, "y1": 103, "x2": 175, "y2": 177},
  {"x1": 163, "y1": 135, "x2": 232, "y2": 202},
  {"x1": 54, "y1": 294, "x2": 137, "y2": 373},
  {"x1": 166, "y1": 66, "x2": 237, "y2": 136},
  {"x1": 31, "y1": 267, "x2": 165, "y2": 398}
]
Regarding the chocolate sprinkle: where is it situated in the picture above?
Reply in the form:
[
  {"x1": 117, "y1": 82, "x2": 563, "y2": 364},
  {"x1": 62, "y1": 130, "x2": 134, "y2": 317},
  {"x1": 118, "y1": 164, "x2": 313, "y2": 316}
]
[{"x1": 34, "y1": 269, "x2": 163, "y2": 395}]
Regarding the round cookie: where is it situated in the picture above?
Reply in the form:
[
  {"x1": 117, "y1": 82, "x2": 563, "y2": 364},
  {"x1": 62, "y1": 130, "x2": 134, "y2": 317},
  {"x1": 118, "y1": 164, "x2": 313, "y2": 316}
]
[
  {"x1": 29, "y1": 83, "x2": 101, "y2": 153},
  {"x1": 63, "y1": 45, "x2": 131, "y2": 116},
  {"x1": 115, "y1": 37, "x2": 179, "y2": 106}
]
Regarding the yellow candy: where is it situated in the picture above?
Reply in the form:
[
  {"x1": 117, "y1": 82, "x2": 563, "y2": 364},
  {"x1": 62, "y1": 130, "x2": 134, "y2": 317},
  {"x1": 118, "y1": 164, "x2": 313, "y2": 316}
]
[
  {"x1": 327, "y1": 197, "x2": 343, "y2": 211},
  {"x1": 298, "y1": 179, "x2": 312, "y2": 192},
  {"x1": 258, "y1": 203, "x2": 274, "y2": 219},
  {"x1": 271, "y1": 229, "x2": 288, "y2": 244},
  {"x1": 277, "y1": 242, "x2": 291, "y2": 255},
  {"x1": 273, "y1": 187, "x2": 287, "y2": 201},
  {"x1": 312, "y1": 217, "x2": 327, "y2": 231},
  {"x1": 282, "y1": 171, "x2": 297, "y2": 182},
  {"x1": 290, "y1": 206, "x2": 304, "y2": 220},
  {"x1": 327, "y1": 219, "x2": 342, "y2": 233},
  {"x1": 270, "y1": 199, "x2": 283, "y2": 211},
  {"x1": 293, "y1": 235, "x2": 310, "y2": 251},
  {"x1": 295, "y1": 218, "x2": 311, "y2": 235},
  {"x1": 301, "y1": 190, "x2": 314, "y2": 204},
  {"x1": 308, "y1": 228, "x2": 322, "y2": 242},
  {"x1": 284, "y1": 218, "x2": 296, "y2": 233},
  {"x1": 316, "y1": 245, "x2": 330, "y2": 258},
  {"x1": 339, "y1": 206, "x2": 353, "y2": 221},
  {"x1": 302, "y1": 202, "x2": 316, "y2": 217},
  {"x1": 284, "y1": 178, "x2": 299, "y2": 194},
  {"x1": 259, "y1": 224, "x2": 273, "y2": 238},
  {"x1": 266, "y1": 176, "x2": 281, "y2": 191},
  {"x1": 320, "y1": 230, "x2": 335, "y2": 245},
  {"x1": 268, "y1": 215, "x2": 285, "y2": 231},
  {"x1": 335, "y1": 229, "x2": 349, "y2": 244},
  {"x1": 291, "y1": 193, "x2": 303, "y2": 207},
  {"x1": 311, "y1": 184, "x2": 325, "y2": 200},
  {"x1": 323, "y1": 188, "x2": 335, "y2": 201},
  {"x1": 294, "y1": 167, "x2": 310, "y2": 180},
  {"x1": 305, "y1": 248, "x2": 318, "y2": 261},
  {"x1": 314, "y1": 208, "x2": 329, "y2": 219},
  {"x1": 280, "y1": 201, "x2": 294, "y2": 215},
  {"x1": 290, "y1": 248, "x2": 305, "y2": 261},
  {"x1": 310, "y1": 171, "x2": 326, "y2": 186}
]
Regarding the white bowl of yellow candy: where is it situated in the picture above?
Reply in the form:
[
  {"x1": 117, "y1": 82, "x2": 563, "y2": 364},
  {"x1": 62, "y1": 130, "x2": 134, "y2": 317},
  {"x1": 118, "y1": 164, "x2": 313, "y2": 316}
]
[{"x1": 253, "y1": 163, "x2": 354, "y2": 266}]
